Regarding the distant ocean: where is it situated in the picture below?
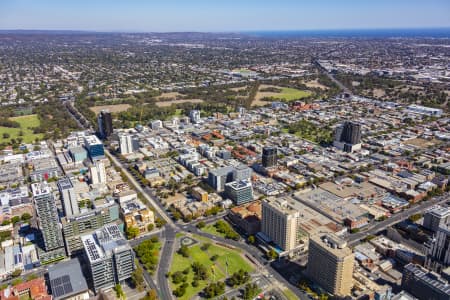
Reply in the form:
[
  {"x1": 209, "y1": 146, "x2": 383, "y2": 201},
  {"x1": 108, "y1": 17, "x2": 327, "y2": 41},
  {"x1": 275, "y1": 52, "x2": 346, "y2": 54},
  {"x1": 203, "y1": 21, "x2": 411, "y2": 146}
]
[{"x1": 242, "y1": 28, "x2": 450, "y2": 38}]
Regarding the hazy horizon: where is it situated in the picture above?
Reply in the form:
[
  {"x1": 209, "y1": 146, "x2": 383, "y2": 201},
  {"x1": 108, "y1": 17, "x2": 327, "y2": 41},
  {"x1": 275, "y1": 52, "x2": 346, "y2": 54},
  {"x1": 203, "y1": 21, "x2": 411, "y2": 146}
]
[{"x1": 1, "y1": 0, "x2": 449, "y2": 32}]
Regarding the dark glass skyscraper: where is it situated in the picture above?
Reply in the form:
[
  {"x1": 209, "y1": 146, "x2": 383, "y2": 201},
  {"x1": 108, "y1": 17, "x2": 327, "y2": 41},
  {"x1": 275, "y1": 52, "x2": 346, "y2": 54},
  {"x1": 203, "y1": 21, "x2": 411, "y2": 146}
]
[
  {"x1": 97, "y1": 110, "x2": 113, "y2": 139},
  {"x1": 262, "y1": 147, "x2": 277, "y2": 168},
  {"x1": 334, "y1": 121, "x2": 362, "y2": 152},
  {"x1": 337, "y1": 121, "x2": 361, "y2": 144}
]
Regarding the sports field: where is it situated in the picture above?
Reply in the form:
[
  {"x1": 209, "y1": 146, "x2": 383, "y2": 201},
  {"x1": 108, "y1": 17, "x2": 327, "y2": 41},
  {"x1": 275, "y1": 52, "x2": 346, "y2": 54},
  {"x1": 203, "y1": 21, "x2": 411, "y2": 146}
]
[
  {"x1": 0, "y1": 114, "x2": 44, "y2": 144},
  {"x1": 169, "y1": 238, "x2": 254, "y2": 300}
]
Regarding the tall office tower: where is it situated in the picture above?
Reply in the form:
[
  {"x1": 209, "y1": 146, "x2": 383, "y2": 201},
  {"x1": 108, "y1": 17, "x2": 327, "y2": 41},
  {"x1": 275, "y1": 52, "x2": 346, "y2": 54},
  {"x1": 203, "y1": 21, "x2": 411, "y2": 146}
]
[
  {"x1": 262, "y1": 147, "x2": 277, "y2": 168},
  {"x1": 261, "y1": 198, "x2": 299, "y2": 252},
  {"x1": 333, "y1": 121, "x2": 362, "y2": 153},
  {"x1": 81, "y1": 224, "x2": 134, "y2": 293},
  {"x1": 307, "y1": 234, "x2": 354, "y2": 296},
  {"x1": 423, "y1": 206, "x2": 450, "y2": 232},
  {"x1": 207, "y1": 165, "x2": 235, "y2": 192},
  {"x1": 32, "y1": 182, "x2": 65, "y2": 252},
  {"x1": 401, "y1": 263, "x2": 450, "y2": 300},
  {"x1": 425, "y1": 225, "x2": 450, "y2": 273},
  {"x1": 57, "y1": 177, "x2": 79, "y2": 217},
  {"x1": 118, "y1": 133, "x2": 134, "y2": 155},
  {"x1": 232, "y1": 164, "x2": 252, "y2": 181},
  {"x1": 90, "y1": 162, "x2": 107, "y2": 185},
  {"x1": 84, "y1": 135, "x2": 105, "y2": 161},
  {"x1": 189, "y1": 110, "x2": 201, "y2": 123},
  {"x1": 97, "y1": 110, "x2": 113, "y2": 139},
  {"x1": 225, "y1": 180, "x2": 254, "y2": 205},
  {"x1": 62, "y1": 198, "x2": 120, "y2": 256}
]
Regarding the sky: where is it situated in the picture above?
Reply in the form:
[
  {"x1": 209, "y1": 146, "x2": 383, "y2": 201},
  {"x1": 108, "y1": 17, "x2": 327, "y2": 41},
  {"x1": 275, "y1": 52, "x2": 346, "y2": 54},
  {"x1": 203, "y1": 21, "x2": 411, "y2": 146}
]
[{"x1": 0, "y1": 0, "x2": 449, "y2": 32}]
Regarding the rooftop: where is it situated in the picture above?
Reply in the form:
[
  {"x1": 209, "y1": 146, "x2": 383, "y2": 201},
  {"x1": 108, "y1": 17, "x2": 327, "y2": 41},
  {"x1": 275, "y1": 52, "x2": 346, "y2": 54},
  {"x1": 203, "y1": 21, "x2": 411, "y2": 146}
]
[
  {"x1": 48, "y1": 258, "x2": 88, "y2": 300},
  {"x1": 310, "y1": 233, "x2": 353, "y2": 258}
]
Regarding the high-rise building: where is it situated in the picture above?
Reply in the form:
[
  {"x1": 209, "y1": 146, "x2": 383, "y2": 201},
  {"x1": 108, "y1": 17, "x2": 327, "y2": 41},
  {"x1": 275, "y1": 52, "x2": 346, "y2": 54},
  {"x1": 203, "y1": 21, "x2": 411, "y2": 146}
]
[
  {"x1": 150, "y1": 120, "x2": 163, "y2": 130},
  {"x1": 62, "y1": 198, "x2": 120, "y2": 256},
  {"x1": 261, "y1": 198, "x2": 299, "y2": 252},
  {"x1": 262, "y1": 147, "x2": 277, "y2": 168},
  {"x1": 233, "y1": 164, "x2": 252, "y2": 181},
  {"x1": 118, "y1": 133, "x2": 134, "y2": 155},
  {"x1": 90, "y1": 162, "x2": 107, "y2": 185},
  {"x1": 306, "y1": 234, "x2": 354, "y2": 296},
  {"x1": 225, "y1": 180, "x2": 254, "y2": 205},
  {"x1": 97, "y1": 110, "x2": 113, "y2": 139},
  {"x1": 84, "y1": 135, "x2": 105, "y2": 161},
  {"x1": 334, "y1": 121, "x2": 362, "y2": 153},
  {"x1": 189, "y1": 110, "x2": 201, "y2": 123},
  {"x1": 423, "y1": 206, "x2": 450, "y2": 232},
  {"x1": 208, "y1": 165, "x2": 234, "y2": 192},
  {"x1": 425, "y1": 225, "x2": 450, "y2": 273},
  {"x1": 57, "y1": 177, "x2": 79, "y2": 217},
  {"x1": 32, "y1": 182, "x2": 65, "y2": 259},
  {"x1": 81, "y1": 224, "x2": 134, "y2": 293},
  {"x1": 401, "y1": 263, "x2": 450, "y2": 300}
]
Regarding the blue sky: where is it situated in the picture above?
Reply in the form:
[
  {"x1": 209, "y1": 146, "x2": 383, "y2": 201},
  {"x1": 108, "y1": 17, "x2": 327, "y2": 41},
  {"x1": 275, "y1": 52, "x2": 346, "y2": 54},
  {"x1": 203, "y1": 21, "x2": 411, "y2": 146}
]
[{"x1": 0, "y1": 0, "x2": 449, "y2": 32}]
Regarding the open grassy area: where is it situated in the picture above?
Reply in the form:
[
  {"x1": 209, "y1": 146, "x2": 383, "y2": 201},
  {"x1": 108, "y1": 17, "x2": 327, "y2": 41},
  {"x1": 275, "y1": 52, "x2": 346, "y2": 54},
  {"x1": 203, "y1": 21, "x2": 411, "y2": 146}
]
[
  {"x1": 201, "y1": 224, "x2": 228, "y2": 238},
  {"x1": 0, "y1": 114, "x2": 44, "y2": 144},
  {"x1": 253, "y1": 85, "x2": 312, "y2": 106},
  {"x1": 282, "y1": 288, "x2": 298, "y2": 300},
  {"x1": 207, "y1": 245, "x2": 253, "y2": 274},
  {"x1": 169, "y1": 238, "x2": 254, "y2": 300},
  {"x1": 276, "y1": 87, "x2": 312, "y2": 101},
  {"x1": 89, "y1": 104, "x2": 131, "y2": 115}
]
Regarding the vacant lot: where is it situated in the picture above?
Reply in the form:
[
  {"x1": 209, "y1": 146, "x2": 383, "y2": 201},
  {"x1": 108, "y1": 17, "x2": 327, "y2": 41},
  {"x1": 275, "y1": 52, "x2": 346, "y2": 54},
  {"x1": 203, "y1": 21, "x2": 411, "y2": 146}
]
[
  {"x1": 155, "y1": 99, "x2": 204, "y2": 107},
  {"x1": 252, "y1": 85, "x2": 312, "y2": 106},
  {"x1": 156, "y1": 92, "x2": 183, "y2": 100},
  {"x1": 230, "y1": 86, "x2": 248, "y2": 92},
  {"x1": 90, "y1": 104, "x2": 131, "y2": 115},
  {"x1": 0, "y1": 114, "x2": 44, "y2": 144},
  {"x1": 302, "y1": 79, "x2": 328, "y2": 90},
  {"x1": 404, "y1": 138, "x2": 440, "y2": 148}
]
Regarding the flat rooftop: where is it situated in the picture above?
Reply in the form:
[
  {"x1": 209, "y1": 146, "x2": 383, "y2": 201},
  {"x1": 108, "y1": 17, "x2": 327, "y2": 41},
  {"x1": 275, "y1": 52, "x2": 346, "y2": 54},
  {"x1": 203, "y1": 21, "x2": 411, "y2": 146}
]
[
  {"x1": 48, "y1": 258, "x2": 88, "y2": 300},
  {"x1": 310, "y1": 233, "x2": 353, "y2": 258}
]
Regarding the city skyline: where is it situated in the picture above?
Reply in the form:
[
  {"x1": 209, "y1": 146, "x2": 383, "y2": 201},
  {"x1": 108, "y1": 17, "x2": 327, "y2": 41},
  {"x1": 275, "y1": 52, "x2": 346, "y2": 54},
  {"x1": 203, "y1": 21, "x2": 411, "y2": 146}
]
[{"x1": 0, "y1": 0, "x2": 450, "y2": 32}]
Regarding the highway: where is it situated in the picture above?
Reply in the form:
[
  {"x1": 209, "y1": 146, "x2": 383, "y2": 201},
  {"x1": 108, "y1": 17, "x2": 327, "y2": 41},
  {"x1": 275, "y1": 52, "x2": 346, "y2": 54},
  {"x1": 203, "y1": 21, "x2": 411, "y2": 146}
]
[{"x1": 314, "y1": 59, "x2": 352, "y2": 95}]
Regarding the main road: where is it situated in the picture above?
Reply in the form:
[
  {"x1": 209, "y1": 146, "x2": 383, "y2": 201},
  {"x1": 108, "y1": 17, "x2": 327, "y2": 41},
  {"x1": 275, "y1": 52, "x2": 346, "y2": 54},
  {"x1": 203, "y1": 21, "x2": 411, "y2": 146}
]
[{"x1": 348, "y1": 193, "x2": 449, "y2": 246}]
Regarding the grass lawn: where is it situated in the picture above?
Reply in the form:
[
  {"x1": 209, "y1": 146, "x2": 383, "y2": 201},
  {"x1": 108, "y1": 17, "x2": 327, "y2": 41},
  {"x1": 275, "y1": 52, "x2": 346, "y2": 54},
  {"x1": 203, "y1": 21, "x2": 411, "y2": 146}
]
[
  {"x1": 0, "y1": 114, "x2": 44, "y2": 144},
  {"x1": 282, "y1": 288, "x2": 298, "y2": 300},
  {"x1": 169, "y1": 239, "x2": 254, "y2": 300},
  {"x1": 169, "y1": 244, "x2": 226, "y2": 300},
  {"x1": 277, "y1": 87, "x2": 312, "y2": 101},
  {"x1": 207, "y1": 245, "x2": 254, "y2": 274},
  {"x1": 201, "y1": 224, "x2": 228, "y2": 239}
]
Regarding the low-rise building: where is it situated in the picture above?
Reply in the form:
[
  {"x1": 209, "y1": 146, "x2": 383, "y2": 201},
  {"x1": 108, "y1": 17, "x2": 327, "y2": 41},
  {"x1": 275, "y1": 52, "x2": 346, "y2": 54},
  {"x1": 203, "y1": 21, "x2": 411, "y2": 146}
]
[{"x1": 120, "y1": 200, "x2": 154, "y2": 234}]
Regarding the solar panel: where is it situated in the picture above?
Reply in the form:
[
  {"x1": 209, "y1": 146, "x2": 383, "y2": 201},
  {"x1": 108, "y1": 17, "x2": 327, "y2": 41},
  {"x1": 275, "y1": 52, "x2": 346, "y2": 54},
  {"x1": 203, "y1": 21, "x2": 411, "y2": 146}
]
[{"x1": 51, "y1": 275, "x2": 74, "y2": 298}]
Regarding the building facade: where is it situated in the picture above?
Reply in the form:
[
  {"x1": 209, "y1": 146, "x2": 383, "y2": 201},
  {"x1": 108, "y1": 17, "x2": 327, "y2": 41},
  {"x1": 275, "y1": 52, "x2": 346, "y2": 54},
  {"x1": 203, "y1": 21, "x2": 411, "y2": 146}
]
[
  {"x1": 425, "y1": 225, "x2": 450, "y2": 273},
  {"x1": 97, "y1": 110, "x2": 113, "y2": 139},
  {"x1": 261, "y1": 198, "x2": 299, "y2": 252},
  {"x1": 32, "y1": 182, "x2": 65, "y2": 261},
  {"x1": 62, "y1": 200, "x2": 120, "y2": 256},
  {"x1": 84, "y1": 135, "x2": 105, "y2": 161},
  {"x1": 81, "y1": 224, "x2": 134, "y2": 293},
  {"x1": 401, "y1": 263, "x2": 450, "y2": 300},
  {"x1": 306, "y1": 234, "x2": 354, "y2": 296},
  {"x1": 423, "y1": 207, "x2": 450, "y2": 232},
  {"x1": 262, "y1": 147, "x2": 277, "y2": 168},
  {"x1": 334, "y1": 121, "x2": 362, "y2": 153},
  {"x1": 225, "y1": 180, "x2": 254, "y2": 205}
]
